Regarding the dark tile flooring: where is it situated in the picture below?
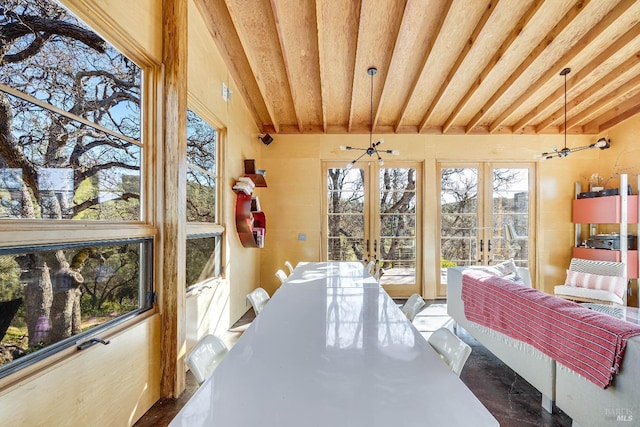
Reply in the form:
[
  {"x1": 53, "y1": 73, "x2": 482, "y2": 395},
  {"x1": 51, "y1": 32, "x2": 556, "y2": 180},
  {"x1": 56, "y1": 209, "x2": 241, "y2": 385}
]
[{"x1": 135, "y1": 301, "x2": 572, "y2": 427}]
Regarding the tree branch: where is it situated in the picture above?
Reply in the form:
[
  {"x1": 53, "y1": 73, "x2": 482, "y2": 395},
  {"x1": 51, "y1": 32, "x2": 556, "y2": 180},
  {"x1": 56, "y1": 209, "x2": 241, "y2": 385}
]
[
  {"x1": 0, "y1": 15, "x2": 105, "y2": 65},
  {"x1": 76, "y1": 161, "x2": 139, "y2": 182},
  {"x1": 73, "y1": 192, "x2": 139, "y2": 216}
]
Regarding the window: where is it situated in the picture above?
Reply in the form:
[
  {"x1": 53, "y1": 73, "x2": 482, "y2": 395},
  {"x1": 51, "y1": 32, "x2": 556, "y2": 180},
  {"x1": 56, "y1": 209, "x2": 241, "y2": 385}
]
[
  {"x1": 0, "y1": 239, "x2": 153, "y2": 377},
  {"x1": 186, "y1": 110, "x2": 217, "y2": 223},
  {"x1": 0, "y1": 0, "x2": 150, "y2": 376},
  {"x1": 185, "y1": 109, "x2": 223, "y2": 288},
  {"x1": 186, "y1": 234, "x2": 222, "y2": 289}
]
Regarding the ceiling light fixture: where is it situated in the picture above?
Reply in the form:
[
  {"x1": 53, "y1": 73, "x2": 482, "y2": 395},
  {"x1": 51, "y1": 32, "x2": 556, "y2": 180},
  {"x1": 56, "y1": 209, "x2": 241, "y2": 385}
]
[
  {"x1": 541, "y1": 68, "x2": 611, "y2": 159},
  {"x1": 340, "y1": 67, "x2": 399, "y2": 169}
]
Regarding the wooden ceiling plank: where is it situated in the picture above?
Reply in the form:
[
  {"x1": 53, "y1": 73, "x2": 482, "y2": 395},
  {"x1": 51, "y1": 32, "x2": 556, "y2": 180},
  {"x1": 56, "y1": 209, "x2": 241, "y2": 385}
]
[
  {"x1": 565, "y1": 72, "x2": 640, "y2": 131},
  {"x1": 513, "y1": 26, "x2": 640, "y2": 132},
  {"x1": 418, "y1": 0, "x2": 498, "y2": 133},
  {"x1": 490, "y1": 0, "x2": 638, "y2": 134},
  {"x1": 536, "y1": 51, "x2": 640, "y2": 133},
  {"x1": 465, "y1": 0, "x2": 593, "y2": 133},
  {"x1": 223, "y1": 0, "x2": 284, "y2": 132},
  {"x1": 315, "y1": 0, "x2": 327, "y2": 133},
  {"x1": 590, "y1": 91, "x2": 640, "y2": 133},
  {"x1": 372, "y1": 0, "x2": 411, "y2": 132},
  {"x1": 394, "y1": 0, "x2": 454, "y2": 132},
  {"x1": 270, "y1": 0, "x2": 302, "y2": 133},
  {"x1": 441, "y1": 0, "x2": 545, "y2": 133},
  {"x1": 194, "y1": 0, "x2": 267, "y2": 131},
  {"x1": 347, "y1": 1, "x2": 366, "y2": 132}
]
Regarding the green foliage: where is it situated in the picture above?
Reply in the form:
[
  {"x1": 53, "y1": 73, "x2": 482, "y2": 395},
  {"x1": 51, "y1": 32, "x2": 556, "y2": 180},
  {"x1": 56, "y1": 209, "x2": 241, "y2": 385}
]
[
  {"x1": 0, "y1": 256, "x2": 21, "y2": 300},
  {"x1": 441, "y1": 258, "x2": 457, "y2": 268}
]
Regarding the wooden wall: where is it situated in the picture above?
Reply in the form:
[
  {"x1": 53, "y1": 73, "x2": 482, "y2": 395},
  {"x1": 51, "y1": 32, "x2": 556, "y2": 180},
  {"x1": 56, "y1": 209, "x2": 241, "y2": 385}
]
[{"x1": 258, "y1": 130, "x2": 627, "y2": 298}]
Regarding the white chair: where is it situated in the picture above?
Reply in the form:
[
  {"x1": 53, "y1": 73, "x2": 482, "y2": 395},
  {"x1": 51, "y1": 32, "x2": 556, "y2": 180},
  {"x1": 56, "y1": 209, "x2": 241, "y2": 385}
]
[
  {"x1": 284, "y1": 261, "x2": 295, "y2": 275},
  {"x1": 275, "y1": 269, "x2": 288, "y2": 284},
  {"x1": 554, "y1": 258, "x2": 627, "y2": 305},
  {"x1": 246, "y1": 287, "x2": 270, "y2": 315},
  {"x1": 366, "y1": 260, "x2": 375, "y2": 276},
  {"x1": 366, "y1": 260, "x2": 382, "y2": 282},
  {"x1": 428, "y1": 327, "x2": 472, "y2": 376},
  {"x1": 400, "y1": 293, "x2": 425, "y2": 322},
  {"x1": 185, "y1": 334, "x2": 228, "y2": 385}
]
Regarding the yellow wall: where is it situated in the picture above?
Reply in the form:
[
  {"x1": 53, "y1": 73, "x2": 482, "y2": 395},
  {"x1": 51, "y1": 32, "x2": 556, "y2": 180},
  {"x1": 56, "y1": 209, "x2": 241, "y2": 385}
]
[
  {"x1": 258, "y1": 131, "x2": 632, "y2": 298},
  {"x1": 0, "y1": 315, "x2": 161, "y2": 426}
]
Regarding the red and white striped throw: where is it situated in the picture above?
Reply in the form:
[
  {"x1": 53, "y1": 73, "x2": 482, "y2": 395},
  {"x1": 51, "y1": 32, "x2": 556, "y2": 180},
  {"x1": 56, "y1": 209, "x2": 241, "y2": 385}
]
[{"x1": 461, "y1": 269, "x2": 640, "y2": 388}]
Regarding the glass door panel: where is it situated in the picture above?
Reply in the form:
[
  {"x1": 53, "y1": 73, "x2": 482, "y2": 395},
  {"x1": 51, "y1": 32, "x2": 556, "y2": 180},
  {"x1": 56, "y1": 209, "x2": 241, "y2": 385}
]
[
  {"x1": 326, "y1": 167, "x2": 368, "y2": 261},
  {"x1": 323, "y1": 161, "x2": 421, "y2": 297},
  {"x1": 439, "y1": 167, "x2": 480, "y2": 295},
  {"x1": 490, "y1": 168, "x2": 530, "y2": 266},
  {"x1": 378, "y1": 167, "x2": 418, "y2": 291},
  {"x1": 438, "y1": 163, "x2": 534, "y2": 297}
]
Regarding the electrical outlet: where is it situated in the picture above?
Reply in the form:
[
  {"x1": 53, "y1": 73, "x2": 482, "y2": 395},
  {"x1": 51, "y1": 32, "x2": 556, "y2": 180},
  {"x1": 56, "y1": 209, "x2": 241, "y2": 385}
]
[{"x1": 222, "y1": 83, "x2": 232, "y2": 101}]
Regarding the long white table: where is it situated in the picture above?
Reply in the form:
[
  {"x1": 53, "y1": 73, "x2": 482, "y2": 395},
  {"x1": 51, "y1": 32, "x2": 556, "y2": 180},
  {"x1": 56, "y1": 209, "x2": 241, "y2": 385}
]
[{"x1": 170, "y1": 262, "x2": 498, "y2": 426}]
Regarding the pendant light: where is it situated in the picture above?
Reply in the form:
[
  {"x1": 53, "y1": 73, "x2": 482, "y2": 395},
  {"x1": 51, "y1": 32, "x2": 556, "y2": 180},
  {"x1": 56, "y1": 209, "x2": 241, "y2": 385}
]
[
  {"x1": 340, "y1": 67, "x2": 399, "y2": 168},
  {"x1": 541, "y1": 68, "x2": 610, "y2": 159}
]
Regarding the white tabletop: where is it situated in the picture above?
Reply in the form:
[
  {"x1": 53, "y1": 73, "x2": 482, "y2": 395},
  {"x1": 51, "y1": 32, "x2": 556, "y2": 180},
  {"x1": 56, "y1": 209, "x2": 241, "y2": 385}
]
[
  {"x1": 285, "y1": 261, "x2": 380, "y2": 287},
  {"x1": 170, "y1": 262, "x2": 497, "y2": 427}
]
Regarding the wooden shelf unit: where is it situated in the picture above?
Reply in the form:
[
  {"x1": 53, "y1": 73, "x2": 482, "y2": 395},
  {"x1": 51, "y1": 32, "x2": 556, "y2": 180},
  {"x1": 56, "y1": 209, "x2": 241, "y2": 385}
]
[{"x1": 234, "y1": 159, "x2": 266, "y2": 248}]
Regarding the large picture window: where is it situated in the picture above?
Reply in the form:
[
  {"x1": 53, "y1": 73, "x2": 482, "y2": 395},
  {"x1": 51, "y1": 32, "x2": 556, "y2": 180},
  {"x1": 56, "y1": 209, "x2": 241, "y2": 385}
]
[
  {"x1": 0, "y1": 0, "x2": 150, "y2": 377},
  {"x1": 0, "y1": 0, "x2": 142, "y2": 221}
]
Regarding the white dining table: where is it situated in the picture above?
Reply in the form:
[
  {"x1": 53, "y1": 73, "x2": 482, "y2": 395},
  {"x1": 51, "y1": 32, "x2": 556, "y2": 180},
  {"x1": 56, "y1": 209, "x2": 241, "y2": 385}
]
[{"x1": 170, "y1": 262, "x2": 498, "y2": 427}]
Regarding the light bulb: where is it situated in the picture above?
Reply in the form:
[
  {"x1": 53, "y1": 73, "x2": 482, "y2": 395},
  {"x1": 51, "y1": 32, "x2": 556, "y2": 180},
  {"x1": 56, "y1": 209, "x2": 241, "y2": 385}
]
[
  {"x1": 339, "y1": 145, "x2": 348, "y2": 151},
  {"x1": 346, "y1": 162, "x2": 354, "y2": 170},
  {"x1": 378, "y1": 158, "x2": 384, "y2": 166},
  {"x1": 391, "y1": 150, "x2": 400, "y2": 155}
]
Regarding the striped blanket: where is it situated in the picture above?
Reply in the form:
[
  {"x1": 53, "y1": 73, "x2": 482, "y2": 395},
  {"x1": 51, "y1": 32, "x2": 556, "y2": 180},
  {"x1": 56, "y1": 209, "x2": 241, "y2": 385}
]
[{"x1": 462, "y1": 270, "x2": 640, "y2": 388}]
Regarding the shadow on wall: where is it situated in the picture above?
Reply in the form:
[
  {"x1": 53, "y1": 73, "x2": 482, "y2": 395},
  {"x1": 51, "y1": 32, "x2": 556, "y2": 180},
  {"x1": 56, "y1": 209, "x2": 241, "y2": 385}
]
[{"x1": 186, "y1": 279, "x2": 230, "y2": 352}]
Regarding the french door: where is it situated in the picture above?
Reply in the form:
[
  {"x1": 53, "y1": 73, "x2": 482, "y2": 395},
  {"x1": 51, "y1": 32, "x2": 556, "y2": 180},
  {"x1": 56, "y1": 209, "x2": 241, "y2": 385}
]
[
  {"x1": 438, "y1": 162, "x2": 535, "y2": 297},
  {"x1": 322, "y1": 161, "x2": 422, "y2": 297}
]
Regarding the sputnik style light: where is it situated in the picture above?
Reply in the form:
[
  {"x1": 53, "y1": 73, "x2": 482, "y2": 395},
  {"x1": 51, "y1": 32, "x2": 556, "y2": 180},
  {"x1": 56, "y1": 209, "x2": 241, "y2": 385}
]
[
  {"x1": 340, "y1": 67, "x2": 399, "y2": 169},
  {"x1": 541, "y1": 68, "x2": 611, "y2": 159}
]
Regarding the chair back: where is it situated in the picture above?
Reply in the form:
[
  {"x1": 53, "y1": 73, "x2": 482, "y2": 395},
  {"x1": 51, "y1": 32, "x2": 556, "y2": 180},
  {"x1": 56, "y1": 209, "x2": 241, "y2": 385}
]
[
  {"x1": 247, "y1": 287, "x2": 270, "y2": 315},
  {"x1": 185, "y1": 334, "x2": 228, "y2": 385},
  {"x1": 428, "y1": 327, "x2": 472, "y2": 376},
  {"x1": 569, "y1": 258, "x2": 626, "y2": 277},
  {"x1": 284, "y1": 261, "x2": 295, "y2": 275},
  {"x1": 275, "y1": 269, "x2": 288, "y2": 284},
  {"x1": 401, "y1": 293, "x2": 425, "y2": 322}
]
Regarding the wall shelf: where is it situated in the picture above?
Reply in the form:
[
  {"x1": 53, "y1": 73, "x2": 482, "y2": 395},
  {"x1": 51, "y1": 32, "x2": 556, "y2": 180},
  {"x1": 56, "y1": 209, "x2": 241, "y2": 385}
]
[{"x1": 234, "y1": 159, "x2": 266, "y2": 248}]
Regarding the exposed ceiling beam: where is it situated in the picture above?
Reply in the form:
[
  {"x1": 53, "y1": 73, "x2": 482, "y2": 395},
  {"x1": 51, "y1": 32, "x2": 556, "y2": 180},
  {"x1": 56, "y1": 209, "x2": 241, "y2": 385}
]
[
  {"x1": 490, "y1": 0, "x2": 638, "y2": 134},
  {"x1": 465, "y1": 0, "x2": 591, "y2": 133},
  {"x1": 441, "y1": 0, "x2": 545, "y2": 133},
  {"x1": 394, "y1": 0, "x2": 453, "y2": 132},
  {"x1": 418, "y1": 0, "x2": 497, "y2": 133},
  {"x1": 513, "y1": 26, "x2": 640, "y2": 132}
]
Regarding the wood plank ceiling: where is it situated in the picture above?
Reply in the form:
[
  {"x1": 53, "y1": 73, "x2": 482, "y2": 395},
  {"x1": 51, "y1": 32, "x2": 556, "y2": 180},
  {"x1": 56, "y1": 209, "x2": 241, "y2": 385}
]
[{"x1": 195, "y1": 0, "x2": 640, "y2": 136}]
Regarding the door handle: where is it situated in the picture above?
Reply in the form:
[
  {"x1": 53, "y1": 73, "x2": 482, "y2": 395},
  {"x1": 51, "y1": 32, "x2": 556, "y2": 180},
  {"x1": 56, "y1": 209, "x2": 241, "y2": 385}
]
[
  {"x1": 479, "y1": 239, "x2": 484, "y2": 252},
  {"x1": 487, "y1": 239, "x2": 492, "y2": 252}
]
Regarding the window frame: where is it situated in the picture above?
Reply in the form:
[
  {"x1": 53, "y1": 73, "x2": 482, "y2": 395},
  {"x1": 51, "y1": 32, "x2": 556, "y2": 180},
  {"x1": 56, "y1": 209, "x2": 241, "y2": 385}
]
[
  {"x1": 185, "y1": 95, "x2": 226, "y2": 291},
  {"x1": 0, "y1": 0, "x2": 160, "y2": 382}
]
